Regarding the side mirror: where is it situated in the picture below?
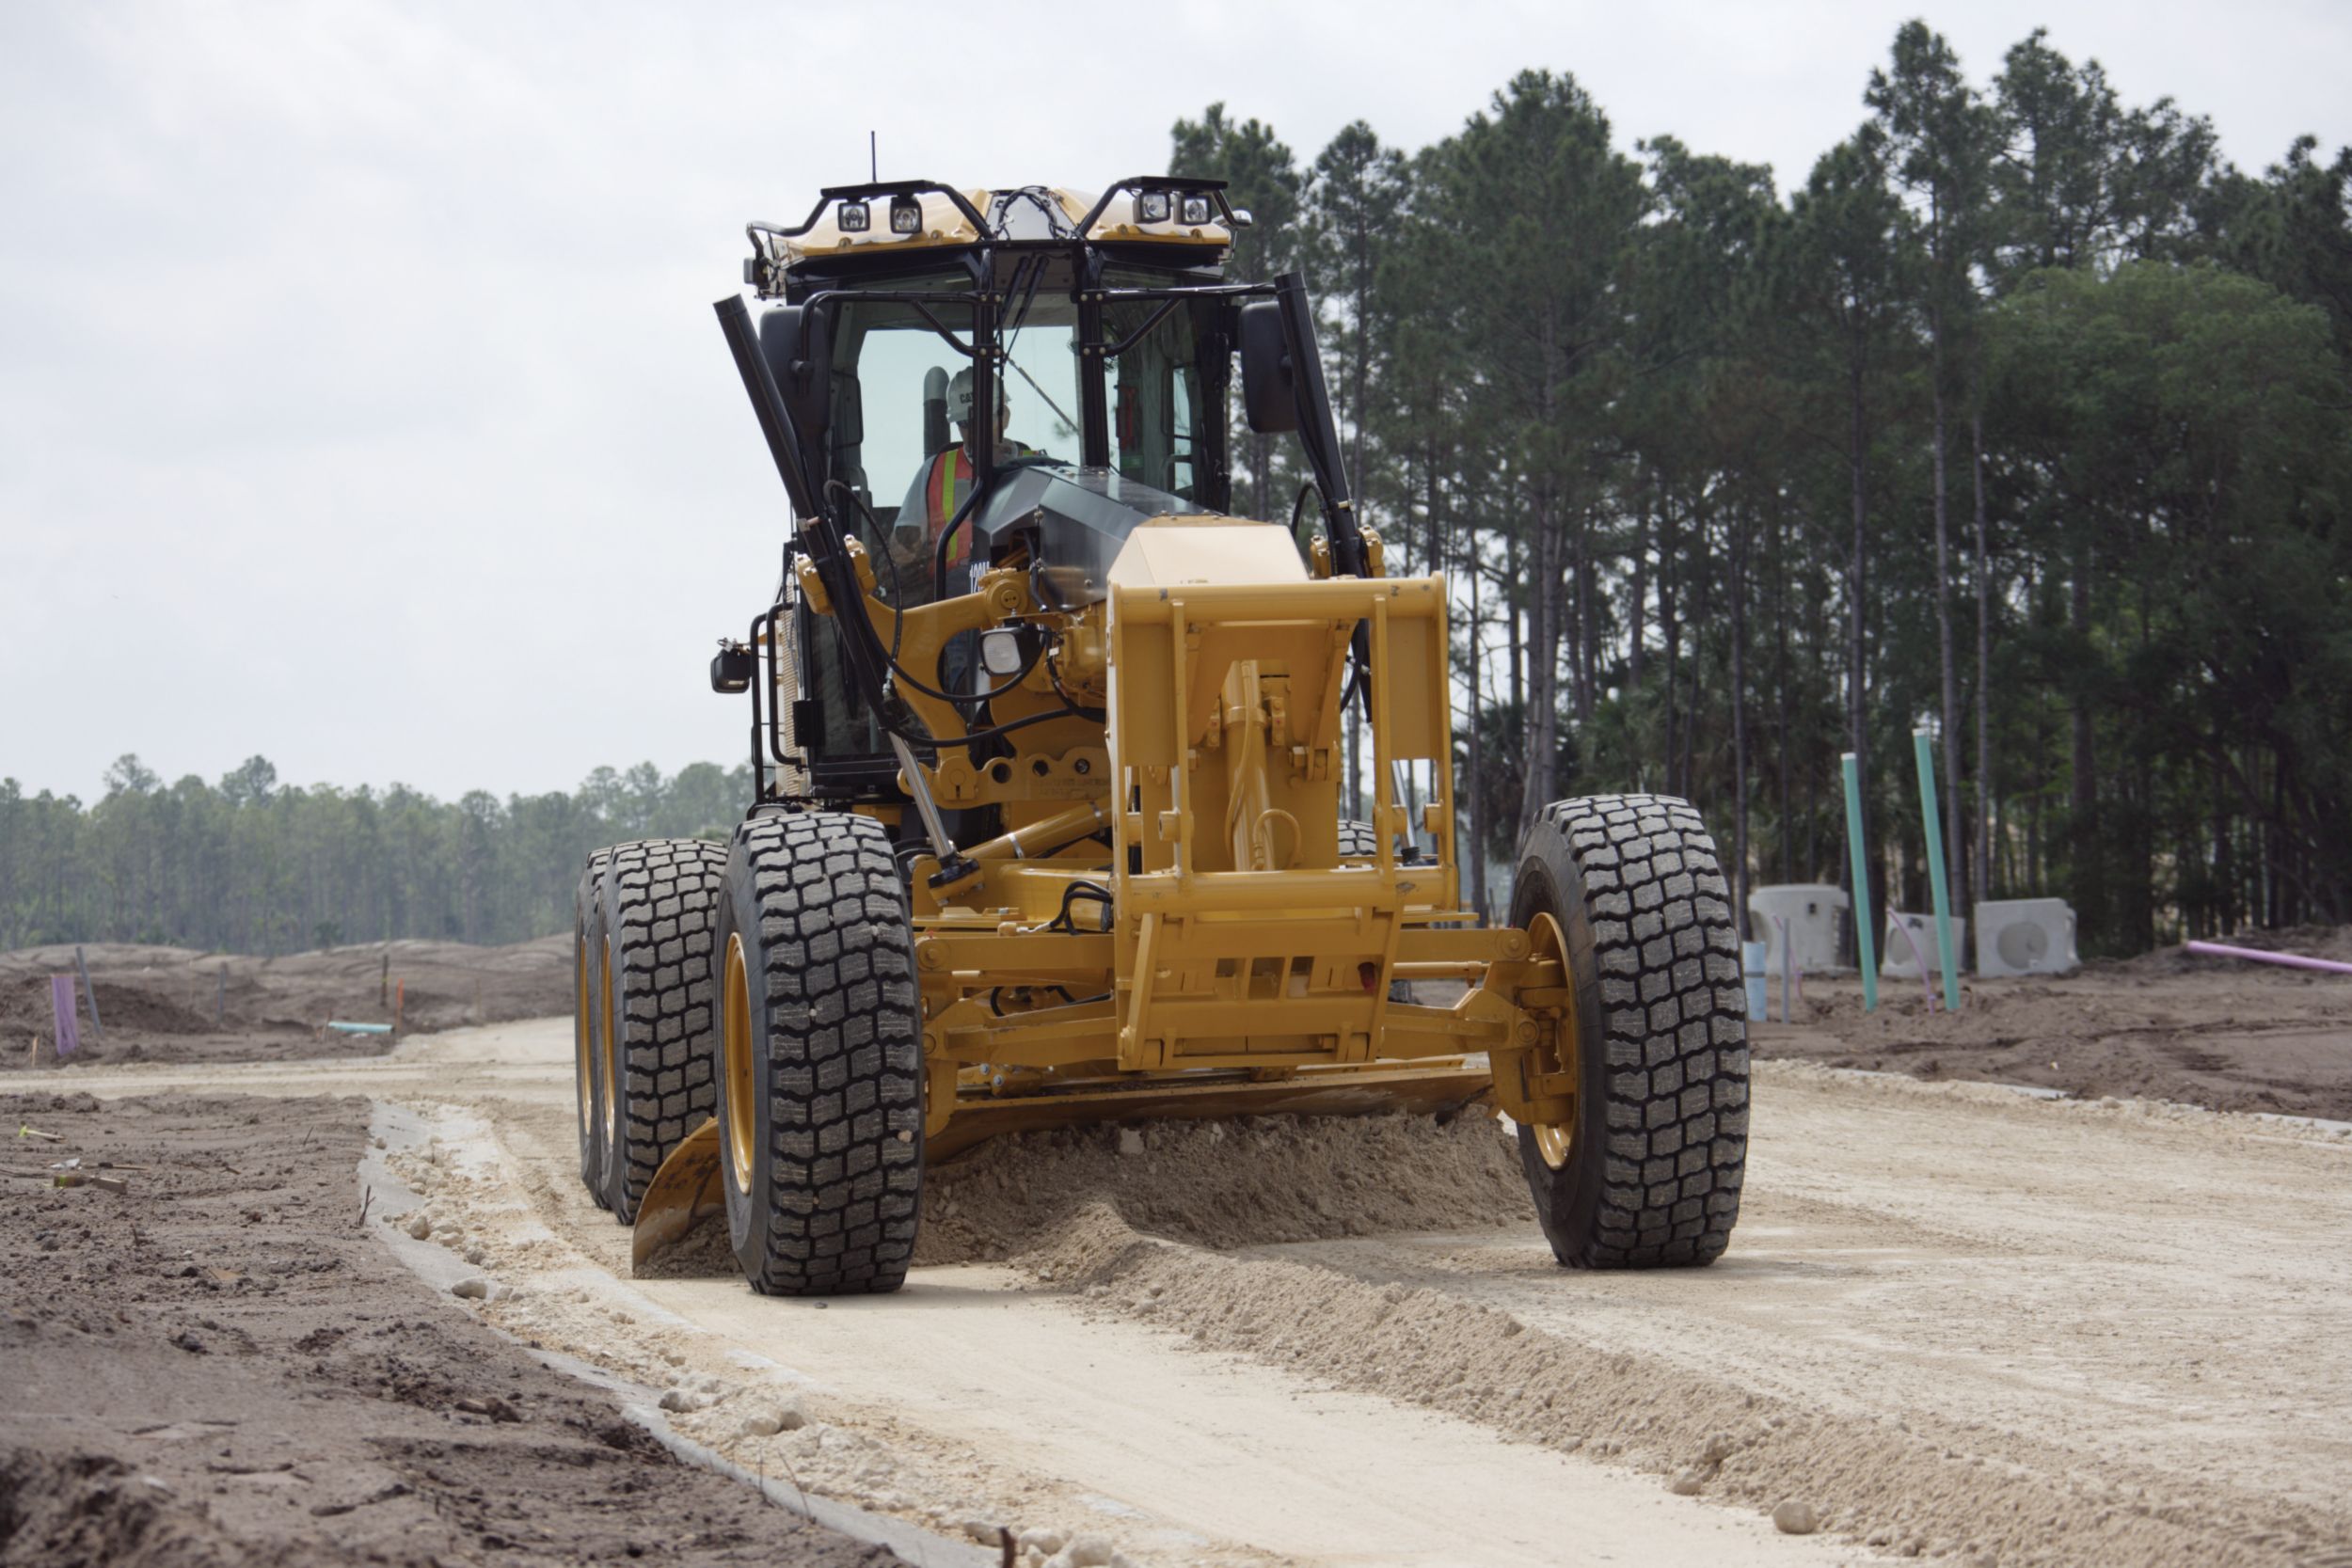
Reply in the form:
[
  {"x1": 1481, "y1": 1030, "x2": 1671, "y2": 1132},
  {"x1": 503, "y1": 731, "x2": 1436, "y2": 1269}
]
[
  {"x1": 757, "y1": 305, "x2": 834, "y2": 445},
  {"x1": 1236, "y1": 300, "x2": 1298, "y2": 434},
  {"x1": 710, "y1": 643, "x2": 753, "y2": 694}
]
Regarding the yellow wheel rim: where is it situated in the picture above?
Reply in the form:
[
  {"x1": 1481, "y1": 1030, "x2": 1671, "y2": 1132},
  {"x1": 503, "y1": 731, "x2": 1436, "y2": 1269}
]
[
  {"x1": 722, "y1": 932, "x2": 756, "y2": 1195},
  {"x1": 598, "y1": 938, "x2": 617, "y2": 1145},
  {"x1": 574, "y1": 933, "x2": 593, "y2": 1132},
  {"x1": 1522, "y1": 909, "x2": 1580, "y2": 1171}
]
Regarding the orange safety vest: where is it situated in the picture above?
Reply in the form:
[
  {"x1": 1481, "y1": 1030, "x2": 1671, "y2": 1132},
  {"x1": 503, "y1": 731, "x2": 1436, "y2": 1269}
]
[
  {"x1": 923, "y1": 442, "x2": 1035, "y2": 567},
  {"x1": 922, "y1": 447, "x2": 978, "y2": 567}
]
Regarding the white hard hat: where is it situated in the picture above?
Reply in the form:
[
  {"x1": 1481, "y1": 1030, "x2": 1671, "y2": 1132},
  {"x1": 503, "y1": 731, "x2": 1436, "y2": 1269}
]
[{"x1": 947, "y1": 367, "x2": 1007, "y2": 424}]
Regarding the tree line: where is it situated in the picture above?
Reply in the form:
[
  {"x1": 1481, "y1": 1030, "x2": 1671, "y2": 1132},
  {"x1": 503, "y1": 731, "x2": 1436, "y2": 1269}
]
[
  {"x1": 8, "y1": 24, "x2": 2344, "y2": 960},
  {"x1": 0, "y1": 755, "x2": 749, "y2": 953},
  {"x1": 1176, "y1": 22, "x2": 2352, "y2": 955}
]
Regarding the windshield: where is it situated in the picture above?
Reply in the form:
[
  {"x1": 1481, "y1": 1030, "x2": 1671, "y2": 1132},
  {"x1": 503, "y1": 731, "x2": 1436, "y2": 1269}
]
[
  {"x1": 998, "y1": 299, "x2": 1083, "y2": 464},
  {"x1": 830, "y1": 285, "x2": 1082, "y2": 524},
  {"x1": 1105, "y1": 295, "x2": 1204, "y2": 504}
]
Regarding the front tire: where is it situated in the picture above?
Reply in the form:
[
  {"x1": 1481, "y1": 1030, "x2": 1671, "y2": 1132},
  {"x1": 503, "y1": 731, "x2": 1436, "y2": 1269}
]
[
  {"x1": 1509, "y1": 794, "x2": 1747, "y2": 1267},
  {"x1": 711, "y1": 811, "x2": 924, "y2": 1296},
  {"x1": 596, "y1": 838, "x2": 728, "y2": 1222}
]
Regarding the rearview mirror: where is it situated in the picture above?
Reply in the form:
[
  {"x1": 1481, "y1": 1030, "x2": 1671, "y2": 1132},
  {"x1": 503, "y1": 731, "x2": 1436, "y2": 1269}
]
[
  {"x1": 1236, "y1": 300, "x2": 1298, "y2": 434},
  {"x1": 710, "y1": 643, "x2": 753, "y2": 694},
  {"x1": 757, "y1": 305, "x2": 834, "y2": 446}
]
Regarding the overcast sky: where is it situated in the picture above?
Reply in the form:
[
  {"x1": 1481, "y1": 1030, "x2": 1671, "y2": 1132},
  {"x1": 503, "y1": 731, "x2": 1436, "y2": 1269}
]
[{"x1": 4, "y1": 0, "x2": 2344, "y2": 805}]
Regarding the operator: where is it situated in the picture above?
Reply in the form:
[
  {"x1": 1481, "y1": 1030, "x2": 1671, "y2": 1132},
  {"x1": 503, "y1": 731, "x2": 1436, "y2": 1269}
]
[{"x1": 891, "y1": 366, "x2": 1031, "y2": 607}]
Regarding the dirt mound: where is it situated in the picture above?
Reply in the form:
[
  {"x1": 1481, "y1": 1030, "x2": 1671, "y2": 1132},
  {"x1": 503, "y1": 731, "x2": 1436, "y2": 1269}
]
[
  {"x1": 0, "y1": 937, "x2": 572, "y2": 1072},
  {"x1": 0, "y1": 975, "x2": 216, "y2": 1040},
  {"x1": 1754, "y1": 953, "x2": 2352, "y2": 1119},
  {"x1": 915, "y1": 1110, "x2": 1534, "y2": 1267},
  {"x1": 0, "y1": 1448, "x2": 258, "y2": 1568},
  {"x1": 2104, "y1": 924, "x2": 2352, "y2": 976},
  {"x1": 1011, "y1": 1197, "x2": 2328, "y2": 1568},
  {"x1": 0, "y1": 1090, "x2": 886, "y2": 1568},
  {"x1": 640, "y1": 1111, "x2": 1534, "y2": 1280}
]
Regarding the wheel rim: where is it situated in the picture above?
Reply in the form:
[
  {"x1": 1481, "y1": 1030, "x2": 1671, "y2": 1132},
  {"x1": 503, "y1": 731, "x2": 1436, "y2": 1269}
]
[
  {"x1": 1522, "y1": 909, "x2": 1580, "y2": 1171},
  {"x1": 722, "y1": 932, "x2": 755, "y2": 1196},
  {"x1": 598, "y1": 937, "x2": 618, "y2": 1146},
  {"x1": 574, "y1": 932, "x2": 592, "y2": 1132}
]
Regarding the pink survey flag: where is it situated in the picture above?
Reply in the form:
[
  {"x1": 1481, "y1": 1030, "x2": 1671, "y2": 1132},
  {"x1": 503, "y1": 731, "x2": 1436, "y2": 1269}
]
[{"x1": 50, "y1": 974, "x2": 80, "y2": 1058}]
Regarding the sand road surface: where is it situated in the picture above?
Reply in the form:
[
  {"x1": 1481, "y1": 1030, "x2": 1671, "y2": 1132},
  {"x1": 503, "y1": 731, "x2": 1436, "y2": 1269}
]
[{"x1": 19, "y1": 1019, "x2": 2352, "y2": 1568}]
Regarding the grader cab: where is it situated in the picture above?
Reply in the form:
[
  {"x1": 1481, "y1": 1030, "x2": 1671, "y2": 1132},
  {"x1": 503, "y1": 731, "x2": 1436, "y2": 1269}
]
[{"x1": 571, "y1": 179, "x2": 1749, "y2": 1295}]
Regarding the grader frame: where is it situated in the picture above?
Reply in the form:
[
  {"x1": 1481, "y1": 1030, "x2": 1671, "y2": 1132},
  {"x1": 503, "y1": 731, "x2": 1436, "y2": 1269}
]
[{"x1": 599, "y1": 178, "x2": 1743, "y2": 1287}]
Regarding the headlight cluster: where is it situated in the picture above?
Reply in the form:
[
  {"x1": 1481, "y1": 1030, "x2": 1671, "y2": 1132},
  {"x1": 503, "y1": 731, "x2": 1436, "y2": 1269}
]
[
  {"x1": 835, "y1": 195, "x2": 927, "y2": 235},
  {"x1": 1135, "y1": 190, "x2": 1218, "y2": 227}
]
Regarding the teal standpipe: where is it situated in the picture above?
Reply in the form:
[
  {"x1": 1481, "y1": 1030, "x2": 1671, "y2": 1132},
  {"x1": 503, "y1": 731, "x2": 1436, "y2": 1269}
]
[
  {"x1": 1840, "y1": 752, "x2": 1878, "y2": 1012},
  {"x1": 1913, "y1": 728, "x2": 1962, "y2": 1014}
]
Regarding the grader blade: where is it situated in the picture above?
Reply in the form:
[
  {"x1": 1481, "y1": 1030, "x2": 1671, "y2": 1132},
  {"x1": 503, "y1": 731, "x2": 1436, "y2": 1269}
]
[
  {"x1": 930, "y1": 1059, "x2": 1494, "y2": 1163},
  {"x1": 630, "y1": 1117, "x2": 723, "y2": 1275}
]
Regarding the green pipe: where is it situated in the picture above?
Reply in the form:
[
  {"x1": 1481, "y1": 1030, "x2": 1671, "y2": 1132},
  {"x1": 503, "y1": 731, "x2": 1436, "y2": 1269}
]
[
  {"x1": 1913, "y1": 728, "x2": 1962, "y2": 1013},
  {"x1": 1840, "y1": 752, "x2": 1878, "y2": 1012}
]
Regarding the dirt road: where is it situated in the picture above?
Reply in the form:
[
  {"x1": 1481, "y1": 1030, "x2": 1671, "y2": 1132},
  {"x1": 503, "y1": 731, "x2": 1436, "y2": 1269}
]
[
  {"x1": 0, "y1": 1089, "x2": 893, "y2": 1568},
  {"x1": 17, "y1": 1021, "x2": 2352, "y2": 1567}
]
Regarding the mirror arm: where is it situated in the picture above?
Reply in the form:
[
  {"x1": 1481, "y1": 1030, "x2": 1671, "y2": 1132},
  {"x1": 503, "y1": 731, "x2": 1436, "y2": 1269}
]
[
  {"x1": 714, "y1": 294, "x2": 818, "y2": 518},
  {"x1": 1272, "y1": 272, "x2": 1366, "y2": 577}
]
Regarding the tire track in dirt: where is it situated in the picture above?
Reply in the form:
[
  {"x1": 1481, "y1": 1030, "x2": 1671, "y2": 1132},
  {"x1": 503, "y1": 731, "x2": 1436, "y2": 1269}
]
[{"x1": 20, "y1": 1022, "x2": 2352, "y2": 1566}]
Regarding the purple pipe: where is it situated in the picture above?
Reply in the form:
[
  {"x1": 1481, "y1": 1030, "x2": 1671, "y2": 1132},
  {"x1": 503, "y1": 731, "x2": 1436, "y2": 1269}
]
[{"x1": 2184, "y1": 940, "x2": 2352, "y2": 976}]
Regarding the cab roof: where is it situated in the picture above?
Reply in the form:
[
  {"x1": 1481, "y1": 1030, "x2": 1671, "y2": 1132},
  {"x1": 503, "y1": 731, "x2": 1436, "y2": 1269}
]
[{"x1": 747, "y1": 180, "x2": 1239, "y2": 282}]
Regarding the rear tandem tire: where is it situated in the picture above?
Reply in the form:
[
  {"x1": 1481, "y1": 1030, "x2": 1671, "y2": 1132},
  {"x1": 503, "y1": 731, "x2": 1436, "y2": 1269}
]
[
  {"x1": 1508, "y1": 793, "x2": 1748, "y2": 1268},
  {"x1": 573, "y1": 849, "x2": 613, "y2": 1205},
  {"x1": 710, "y1": 811, "x2": 924, "y2": 1296},
  {"x1": 595, "y1": 837, "x2": 729, "y2": 1223}
]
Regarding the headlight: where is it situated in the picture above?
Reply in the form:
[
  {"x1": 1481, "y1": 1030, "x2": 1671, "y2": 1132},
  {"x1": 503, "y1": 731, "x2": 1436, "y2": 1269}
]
[
  {"x1": 1136, "y1": 190, "x2": 1171, "y2": 224},
  {"x1": 979, "y1": 628, "x2": 1028, "y2": 677},
  {"x1": 1179, "y1": 193, "x2": 1212, "y2": 226},
  {"x1": 889, "y1": 196, "x2": 923, "y2": 234},
  {"x1": 837, "y1": 199, "x2": 870, "y2": 232}
]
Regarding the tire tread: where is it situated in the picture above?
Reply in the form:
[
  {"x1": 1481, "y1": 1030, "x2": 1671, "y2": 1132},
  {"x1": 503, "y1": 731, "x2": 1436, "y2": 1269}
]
[
  {"x1": 731, "y1": 812, "x2": 922, "y2": 1296},
  {"x1": 1520, "y1": 792, "x2": 1746, "y2": 1267},
  {"x1": 601, "y1": 836, "x2": 728, "y2": 1219}
]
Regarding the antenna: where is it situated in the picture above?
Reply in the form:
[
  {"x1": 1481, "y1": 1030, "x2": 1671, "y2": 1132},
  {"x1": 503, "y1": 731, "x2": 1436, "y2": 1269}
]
[{"x1": 869, "y1": 131, "x2": 877, "y2": 182}]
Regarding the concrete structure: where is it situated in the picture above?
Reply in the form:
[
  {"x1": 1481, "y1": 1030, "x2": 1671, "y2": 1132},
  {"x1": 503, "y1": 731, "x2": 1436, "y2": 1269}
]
[
  {"x1": 1973, "y1": 899, "x2": 2079, "y2": 977},
  {"x1": 1882, "y1": 912, "x2": 1968, "y2": 981},
  {"x1": 1749, "y1": 884, "x2": 1850, "y2": 974}
]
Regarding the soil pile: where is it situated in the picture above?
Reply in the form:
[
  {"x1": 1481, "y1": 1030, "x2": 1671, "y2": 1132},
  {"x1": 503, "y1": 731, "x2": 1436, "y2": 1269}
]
[
  {"x1": 915, "y1": 1110, "x2": 1535, "y2": 1265},
  {"x1": 0, "y1": 936, "x2": 570, "y2": 1072},
  {"x1": 639, "y1": 1109, "x2": 1535, "y2": 1281},
  {"x1": 1752, "y1": 948, "x2": 2352, "y2": 1118},
  {"x1": 0, "y1": 1090, "x2": 887, "y2": 1568}
]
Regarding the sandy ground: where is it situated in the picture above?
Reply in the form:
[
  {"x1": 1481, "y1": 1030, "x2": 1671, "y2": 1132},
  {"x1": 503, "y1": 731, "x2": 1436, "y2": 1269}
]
[
  {"x1": 19, "y1": 931, "x2": 2347, "y2": 1115},
  {"x1": 0, "y1": 938, "x2": 570, "y2": 1071},
  {"x1": 1747, "y1": 935, "x2": 2352, "y2": 1119},
  {"x1": 0, "y1": 1088, "x2": 891, "y2": 1568},
  {"x1": 17, "y1": 1016, "x2": 2352, "y2": 1567}
]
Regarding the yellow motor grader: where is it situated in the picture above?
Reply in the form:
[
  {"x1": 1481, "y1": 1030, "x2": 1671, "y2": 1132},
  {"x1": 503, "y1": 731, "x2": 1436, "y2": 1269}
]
[{"x1": 571, "y1": 178, "x2": 1748, "y2": 1295}]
